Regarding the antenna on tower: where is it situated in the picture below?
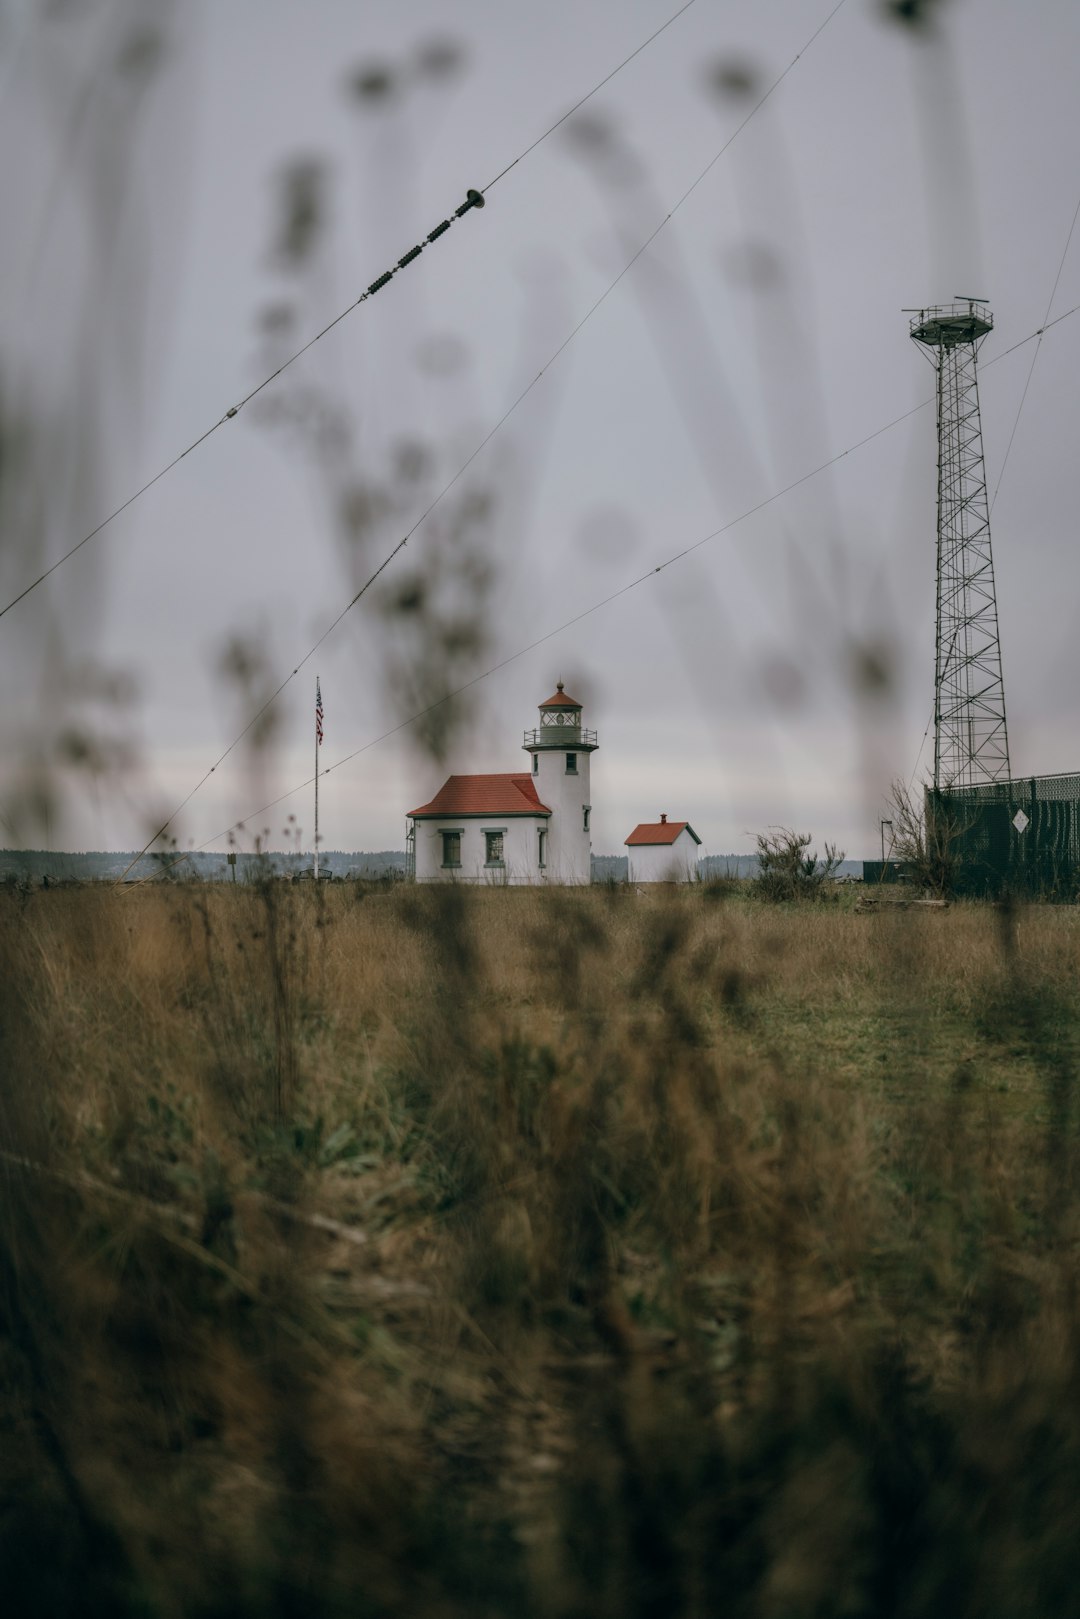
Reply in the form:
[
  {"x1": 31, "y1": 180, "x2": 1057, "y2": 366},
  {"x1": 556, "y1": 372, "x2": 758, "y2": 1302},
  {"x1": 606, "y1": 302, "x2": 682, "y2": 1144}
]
[{"x1": 909, "y1": 301, "x2": 1010, "y2": 793}]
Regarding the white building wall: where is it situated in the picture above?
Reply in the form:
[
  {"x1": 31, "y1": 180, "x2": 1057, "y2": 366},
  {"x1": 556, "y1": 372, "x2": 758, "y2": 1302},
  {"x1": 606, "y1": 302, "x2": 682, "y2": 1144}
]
[
  {"x1": 627, "y1": 830, "x2": 699, "y2": 883},
  {"x1": 531, "y1": 747, "x2": 592, "y2": 884},
  {"x1": 412, "y1": 816, "x2": 547, "y2": 884}
]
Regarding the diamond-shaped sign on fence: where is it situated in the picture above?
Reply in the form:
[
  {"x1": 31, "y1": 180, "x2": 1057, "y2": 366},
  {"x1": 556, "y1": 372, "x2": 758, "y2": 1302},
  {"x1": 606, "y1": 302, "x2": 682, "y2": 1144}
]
[{"x1": 1012, "y1": 809, "x2": 1030, "y2": 834}]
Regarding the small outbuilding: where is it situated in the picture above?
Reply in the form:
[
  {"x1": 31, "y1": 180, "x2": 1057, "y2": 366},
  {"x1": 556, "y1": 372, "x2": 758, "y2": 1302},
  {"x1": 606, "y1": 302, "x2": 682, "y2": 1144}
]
[{"x1": 625, "y1": 814, "x2": 702, "y2": 883}]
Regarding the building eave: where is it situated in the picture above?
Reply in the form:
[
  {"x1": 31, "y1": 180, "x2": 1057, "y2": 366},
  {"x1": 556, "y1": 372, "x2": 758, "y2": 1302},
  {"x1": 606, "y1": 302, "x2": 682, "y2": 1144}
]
[{"x1": 409, "y1": 807, "x2": 551, "y2": 820}]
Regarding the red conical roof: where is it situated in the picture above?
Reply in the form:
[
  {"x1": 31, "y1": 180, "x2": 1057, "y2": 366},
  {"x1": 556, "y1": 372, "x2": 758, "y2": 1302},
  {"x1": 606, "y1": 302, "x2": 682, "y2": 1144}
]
[{"x1": 539, "y1": 680, "x2": 582, "y2": 709}]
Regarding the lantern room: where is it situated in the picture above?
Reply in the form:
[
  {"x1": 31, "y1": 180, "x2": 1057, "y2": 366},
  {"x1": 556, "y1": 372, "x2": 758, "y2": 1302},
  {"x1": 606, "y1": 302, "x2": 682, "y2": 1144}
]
[{"x1": 522, "y1": 682, "x2": 598, "y2": 754}]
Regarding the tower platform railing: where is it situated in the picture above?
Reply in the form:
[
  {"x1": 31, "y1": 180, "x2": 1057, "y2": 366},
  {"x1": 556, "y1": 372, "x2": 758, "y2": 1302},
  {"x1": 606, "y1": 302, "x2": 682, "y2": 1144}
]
[
  {"x1": 523, "y1": 727, "x2": 597, "y2": 749},
  {"x1": 909, "y1": 301, "x2": 993, "y2": 346}
]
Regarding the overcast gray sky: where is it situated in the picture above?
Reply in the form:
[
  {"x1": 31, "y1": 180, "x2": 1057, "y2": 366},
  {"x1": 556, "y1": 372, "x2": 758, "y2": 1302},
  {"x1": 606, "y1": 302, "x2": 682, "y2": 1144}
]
[{"x1": 1, "y1": 0, "x2": 1078, "y2": 857}]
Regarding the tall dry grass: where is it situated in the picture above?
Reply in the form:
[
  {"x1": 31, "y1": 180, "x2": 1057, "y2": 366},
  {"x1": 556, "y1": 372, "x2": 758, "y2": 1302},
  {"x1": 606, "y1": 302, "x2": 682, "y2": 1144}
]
[{"x1": 1, "y1": 879, "x2": 1079, "y2": 1616}]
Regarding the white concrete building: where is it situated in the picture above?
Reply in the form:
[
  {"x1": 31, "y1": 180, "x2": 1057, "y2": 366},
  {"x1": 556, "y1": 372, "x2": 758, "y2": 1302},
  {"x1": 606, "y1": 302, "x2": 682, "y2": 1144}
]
[
  {"x1": 625, "y1": 816, "x2": 702, "y2": 883},
  {"x1": 407, "y1": 684, "x2": 598, "y2": 884}
]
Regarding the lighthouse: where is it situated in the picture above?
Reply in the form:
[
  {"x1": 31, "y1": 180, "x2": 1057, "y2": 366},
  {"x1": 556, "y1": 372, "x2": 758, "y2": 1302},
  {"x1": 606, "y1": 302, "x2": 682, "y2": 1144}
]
[
  {"x1": 522, "y1": 682, "x2": 598, "y2": 884},
  {"x1": 407, "y1": 681, "x2": 598, "y2": 883}
]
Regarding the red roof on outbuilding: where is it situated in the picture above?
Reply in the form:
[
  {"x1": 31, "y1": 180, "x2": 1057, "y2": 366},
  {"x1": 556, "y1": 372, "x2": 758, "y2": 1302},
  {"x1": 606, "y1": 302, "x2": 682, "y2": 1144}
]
[
  {"x1": 625, "y1": 820, "x2": 701, "y2": 847},
  {"x1": 409, "y1": 773, "x2": 551, "y2": 819}
]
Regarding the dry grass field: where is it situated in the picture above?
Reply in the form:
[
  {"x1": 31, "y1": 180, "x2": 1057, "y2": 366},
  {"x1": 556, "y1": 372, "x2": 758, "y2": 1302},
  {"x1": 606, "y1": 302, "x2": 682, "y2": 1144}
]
[{"x1": 2, "y1": 879, "x2": 1079, "y2": 1616}]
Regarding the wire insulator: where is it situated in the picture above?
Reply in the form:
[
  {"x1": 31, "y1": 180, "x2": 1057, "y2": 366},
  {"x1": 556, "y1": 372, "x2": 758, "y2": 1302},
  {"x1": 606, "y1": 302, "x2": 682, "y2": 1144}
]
[
  {"x1": 455, "y1": 189, "x2": 485, "y2": 217},
  {"x1": 426, "y1": 220, "x2": 451, "y2": 243},
  {"x1": 398, "y1": 245, "x2": 423, "y2": 268},
  {"x1": 367, "y1": 271, "x2": 394, "y2": 295}
]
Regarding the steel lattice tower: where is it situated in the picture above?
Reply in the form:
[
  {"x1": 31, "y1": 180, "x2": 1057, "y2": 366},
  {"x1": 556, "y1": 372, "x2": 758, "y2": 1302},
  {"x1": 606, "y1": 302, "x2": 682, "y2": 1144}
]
[{"x1": 909, "y1": 300, "x2": 1010, "y2": 792}]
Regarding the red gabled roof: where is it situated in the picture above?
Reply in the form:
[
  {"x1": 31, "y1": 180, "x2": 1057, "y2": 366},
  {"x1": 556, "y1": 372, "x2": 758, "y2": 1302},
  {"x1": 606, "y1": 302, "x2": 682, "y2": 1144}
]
[
  {"x1": 409, "y1": 773, "x2": 551, "y2": 818},
  {"x1": 625, "y1": 820, "x2": 701, "y2": 847},
  {"x1": 539, "y1": 681, "x2": 581, "y2": 709}
]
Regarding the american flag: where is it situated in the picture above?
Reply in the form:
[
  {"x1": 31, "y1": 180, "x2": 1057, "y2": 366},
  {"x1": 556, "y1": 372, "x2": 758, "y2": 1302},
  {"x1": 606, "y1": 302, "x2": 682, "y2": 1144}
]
[{"x1": 316, "y1": 678, "x2": 324, "y2": 746}]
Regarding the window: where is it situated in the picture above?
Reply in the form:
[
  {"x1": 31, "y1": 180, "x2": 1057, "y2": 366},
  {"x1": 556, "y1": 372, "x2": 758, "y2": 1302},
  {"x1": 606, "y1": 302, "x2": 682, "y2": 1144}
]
[
  {"x1": 565, "y1": 753, "x2": 577, "y2": 775},
  {"x1": 538, "y1": 829, "x2": 547, "y2": 868},
  {"x1": 583, "y1": 805, "x2": 591, "y2": 833},
  {"x1": 532, "y1": 752, "x2": 538, "y2": 775},
  {"x1": 484, "y1": 829, "x2": 505, "y2": 866},
  {"x1": 441, "y1": 830, "x2": 461, "y2": 868}
]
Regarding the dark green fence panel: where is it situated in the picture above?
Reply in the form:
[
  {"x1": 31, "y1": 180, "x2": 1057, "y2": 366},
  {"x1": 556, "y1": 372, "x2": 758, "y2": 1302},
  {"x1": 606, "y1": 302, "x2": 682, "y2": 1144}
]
[{"x1": 929, "y1": 774, "x2": 1080, "y2": 898}]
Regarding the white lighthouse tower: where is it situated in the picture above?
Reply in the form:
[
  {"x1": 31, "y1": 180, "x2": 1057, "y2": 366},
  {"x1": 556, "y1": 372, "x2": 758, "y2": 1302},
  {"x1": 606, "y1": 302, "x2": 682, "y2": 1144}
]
[{"x1": 523, "y1": 682, "x2": 597, "y2": 884}]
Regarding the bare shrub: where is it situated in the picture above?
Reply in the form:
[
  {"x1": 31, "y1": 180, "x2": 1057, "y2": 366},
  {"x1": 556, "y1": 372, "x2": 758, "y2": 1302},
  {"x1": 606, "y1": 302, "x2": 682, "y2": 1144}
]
[
  {"x1": 885, "y1": 777, "x2": 971, "y2": 894},
  {"x1": 752, "y1": 826, "x2": 845, "y2": 901}
]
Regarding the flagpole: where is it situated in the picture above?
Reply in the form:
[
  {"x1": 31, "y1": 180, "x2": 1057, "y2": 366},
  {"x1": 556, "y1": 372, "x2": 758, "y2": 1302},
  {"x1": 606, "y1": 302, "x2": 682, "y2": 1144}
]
[{"x1": 314, "y1": 675, "x2": 320, "y2": 881}]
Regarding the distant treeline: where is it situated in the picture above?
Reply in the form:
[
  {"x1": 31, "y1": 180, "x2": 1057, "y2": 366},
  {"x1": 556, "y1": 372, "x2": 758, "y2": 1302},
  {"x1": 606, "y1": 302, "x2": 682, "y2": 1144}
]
[
  {"x1": 596, "y1": 854, "x2": 861, "y2": 882},
  {"x1": 0, "y1": 849, "x2": 409, "y2": 883},
  {"x1": 697, "y1": 854, "x2": 862, "y2": 880},
  {"x1": 3, "y1": 849, "x2": 866, "y2": 884}
]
